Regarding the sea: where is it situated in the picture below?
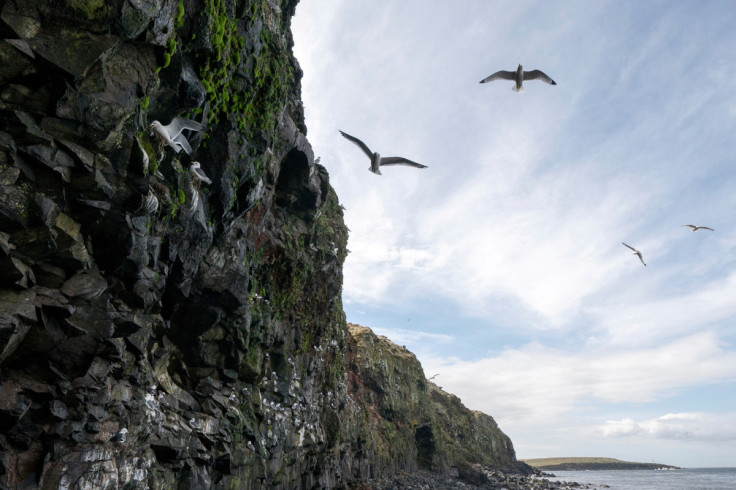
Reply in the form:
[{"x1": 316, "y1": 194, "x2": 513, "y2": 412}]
[{"x1": 547, "y1": 467, "x2": 736, "y2": 490}]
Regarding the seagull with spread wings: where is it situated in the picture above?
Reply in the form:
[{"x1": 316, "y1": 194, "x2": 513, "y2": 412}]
[
  {"x1": 480, "y1": 64, "x2": 556, "y2": 92},
  {"x1": 339, "y1": 130, "x2": 427, "y2": 175},
  {"x1": 682, "y1": 224, "x2": 714, "y2": 232},
  {"x1": 622, "y1": 243, "x2": 646, "y2": 266},
  {"x1": 149, "y1": 117, "x2": 204, "y2": 155}
]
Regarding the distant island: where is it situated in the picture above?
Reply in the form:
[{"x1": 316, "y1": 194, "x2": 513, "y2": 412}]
[{"x1": 522, "y1": 457, "x2": 681, "y2": 471}]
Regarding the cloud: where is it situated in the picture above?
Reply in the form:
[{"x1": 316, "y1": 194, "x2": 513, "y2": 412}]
[
  {"x1": 601, "y1": 412, "x2": 736, "y2": 442},
  {"x1": 421, "y1": 332, "x2": 736, "y2": 427},
  {"x1": 371, "y1": 326, "x2": 454, "y2": 348}
]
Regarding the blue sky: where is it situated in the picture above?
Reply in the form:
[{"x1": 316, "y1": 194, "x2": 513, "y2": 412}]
[{"x1": 292, "y1": 1, "x2": 736, "y2": 467}]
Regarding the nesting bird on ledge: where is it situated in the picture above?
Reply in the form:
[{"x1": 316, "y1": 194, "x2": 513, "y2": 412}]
[
  {"x1": 187, "y1": 161, "x2": 212, "y2": 212},
  {"x1": 339, "y1": 130, "x2": 427, "y2": 175},
  {"x1": 480, "y1": 64, "x2": 556, "y2": 92}
]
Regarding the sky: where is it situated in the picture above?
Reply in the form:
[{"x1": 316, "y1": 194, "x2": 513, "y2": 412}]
[{"x1": 291, "y1": 0, "x2": 736, "y2": 468}]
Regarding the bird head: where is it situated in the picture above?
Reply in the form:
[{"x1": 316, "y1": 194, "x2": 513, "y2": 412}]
[{"x1": 148, "y1": 121, "x2": 161, "y2": 135}]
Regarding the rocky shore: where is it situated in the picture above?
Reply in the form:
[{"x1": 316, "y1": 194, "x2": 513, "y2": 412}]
[{"x1": 353, "y1": 465, "x2": 603, "y2": 490}]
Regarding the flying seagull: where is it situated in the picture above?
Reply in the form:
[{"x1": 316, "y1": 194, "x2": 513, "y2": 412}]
[
  {"x1": 479, "y1": 64, "x2": 556, "y2": 92},
  {"x1": 682, "y1": 225, "x2": 714, "y2": 232},
  {"x1": 149, "y1": 117, "x2": 204, "y2": 155},
  {"x1": 339, "y1": 130, "x2": 427, "y2": 175},
  {"x1": 622, "y1": 243, "x2": 646, "y2": 266}
]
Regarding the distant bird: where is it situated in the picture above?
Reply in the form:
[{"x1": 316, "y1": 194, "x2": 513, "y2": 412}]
[
  {"x1": 479, "y1": 64, "x2": 556, "y2": 92},
  {"x1": 428, "y1": 374, "x2": 439, "y2": 381},
  {"x1": 339, "y1": 130, "x2": 427, "y2": 175},
  {"x1": 622, "y1": 243, "x2": 646, "y2": 266},
  {"x1": 149, "y1": 117, "x2": 204, "y2": 155},
  {"x1": 682, "y1": 225, "x2": 714, "y2": 232},
  {"x1": 109, "y1": 427, "x2": 128, "y2": 444}
]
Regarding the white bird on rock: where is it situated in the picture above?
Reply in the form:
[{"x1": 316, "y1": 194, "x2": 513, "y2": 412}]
[
  {"x1": 682, "y1": 224, "x2": 714, "y2": 232},
  {"x1": 149, "y1": 117, "x2": 204, "y2": 155},
  {"x1": 186, "y1": 161, "x2": 211, "y2": 212},
  {"x1": 479, "y1": 64, "x2": 556, "y2": 92},
  {"x1": 190, "y1": 161, "x2": 212, "y2": 185},
  {"x1": 622, "y1": 243, "x2": 646, "y2": 266},
  {"x1": 339, "y1": 130, "x2": 427, "y2": 175}
]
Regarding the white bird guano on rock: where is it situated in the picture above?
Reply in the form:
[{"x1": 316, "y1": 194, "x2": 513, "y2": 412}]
[
  {"x1": 149, "y1": 117, "x2": 204, "y2": 155},
  {"x1": 339, "y1": 130, "x2": 427, "y2": 175},
  {"x1": 480, "y1": 64, "x2": 556, "y2": 92},
  {"x1": 622, "y1": 242, "x2": 646, "y2": 266}
]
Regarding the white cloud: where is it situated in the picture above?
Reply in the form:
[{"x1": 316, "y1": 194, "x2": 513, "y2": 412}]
[
  {"x1": 601, "y1": 412, "x2": 736, "y2": 442},
  {"x1": 421, "y1": 332, "x2": 736, "y2": 427},
  {"x1": 371, "y1": 327, "x2": 454, "y2": 348}
]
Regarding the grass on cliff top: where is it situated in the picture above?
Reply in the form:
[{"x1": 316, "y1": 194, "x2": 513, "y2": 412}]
[{"x1": 521, "y1": 457, "x2": 637, "y2": 466}]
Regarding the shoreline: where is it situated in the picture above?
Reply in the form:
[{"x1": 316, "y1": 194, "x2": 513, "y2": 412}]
[{"x1": 354, "y1": 465, "x2": 594, "y2": 489}]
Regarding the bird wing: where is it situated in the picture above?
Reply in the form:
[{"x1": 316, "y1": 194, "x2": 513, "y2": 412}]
[
  {"x1": 479, "y1": 70, "x2": 515, "y2": 83},
  {"x1": 173, "y1": 133, "x2": 194, "y2": 155},
  {"x1": 523, "y1": 70, "x2": 556, "y2": 85},
  {"x1": 339, "y1": 130, "x2": 373, "y2": 159},
  {"x1": 699, "y1": 226, "x2": 714, "y2": 231},
  {"x1": 622, "y1": 242, "x2": 637, "y2": 252},
  {"x1": 166, "y1": 117, "x2": 204, "y2": 139},
  {"x1": 380, "y1": 156, "x2": 427, "y2": 169},
  {"x1": 682, "y1": 224, "x2": 696, "y2": 230},
  {"x1": 637, "y1": 254, "x2": 647, "y2": 266}
]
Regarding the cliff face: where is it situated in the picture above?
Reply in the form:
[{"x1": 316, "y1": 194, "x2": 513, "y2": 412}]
[
  {"x1": 0, "y1": 1, "x2": 520, "y2": 488},
  {"x1": 342, "y1": 324, "x2": 518, "y2": 479}
]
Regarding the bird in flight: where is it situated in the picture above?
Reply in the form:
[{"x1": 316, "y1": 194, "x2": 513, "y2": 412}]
[
  {"x1": 149, "y1": 117, "x2": 204, "y2": 155},
  {"x1": 339, "y1": 130, "x2": 427, "y2": 175},
  {"x1": 682, "y1": 225, "x2": 714, "y2": 232},
  {"x1": 480, "y1": 64, "x2": 556, "y2": 92},
  {"x1": 622, "y1": 243, "x2": 646, "y2": 266}
]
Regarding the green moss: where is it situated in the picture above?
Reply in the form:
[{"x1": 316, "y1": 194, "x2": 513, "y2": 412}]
[
  {"x1": 175, "y1": 0, "x2": 185, "y2": 29},
  {"x1": 194, "y1": 0, "x2": 294, "y2": 173},
  {"x1": 136, "y1": 131, "x2": 160, "y2": 176},
  {"x1": 65, "y1": 0, "x2": 105, "y2": 19}
]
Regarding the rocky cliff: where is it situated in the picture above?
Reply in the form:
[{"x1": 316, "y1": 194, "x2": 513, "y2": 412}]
[{"x1": 0, "y1": 1, "x2": 521, "y2": 488}]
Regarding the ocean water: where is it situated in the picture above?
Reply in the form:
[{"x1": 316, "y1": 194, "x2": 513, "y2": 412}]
[{"x1": 548, "y1": 468, "x2": 736, "y2": 490}]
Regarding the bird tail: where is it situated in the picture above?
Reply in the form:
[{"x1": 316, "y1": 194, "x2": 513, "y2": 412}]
[{"x1": 512, "y1": 85, "x2": 524, "y2": 93}]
